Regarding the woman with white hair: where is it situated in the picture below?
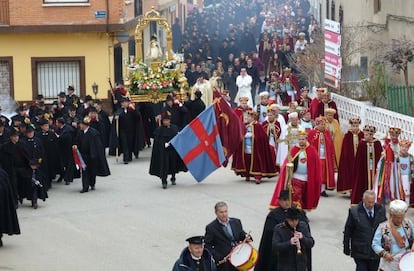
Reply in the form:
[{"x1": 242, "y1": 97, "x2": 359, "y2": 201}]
[{"x1": 372, "y1": 200, "x2": 414, "y2": 271}]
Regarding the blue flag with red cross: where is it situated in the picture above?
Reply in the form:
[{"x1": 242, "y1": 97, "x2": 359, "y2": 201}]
[{"x1": 171, "y1": 105, "x2": 225, "y2": 182}]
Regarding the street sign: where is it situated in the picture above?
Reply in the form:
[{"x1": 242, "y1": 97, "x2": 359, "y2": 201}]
[
  {"x1": 94, "y1": 11, "x2": 107, "y2": 19},
  {"x1": 324, "y1": 19, "x2": 341, "y2": 90}
]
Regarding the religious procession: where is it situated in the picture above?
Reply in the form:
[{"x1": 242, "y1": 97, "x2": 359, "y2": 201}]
[{"x1": 1, "y1": 0, "x2": 414, "y2": 271}]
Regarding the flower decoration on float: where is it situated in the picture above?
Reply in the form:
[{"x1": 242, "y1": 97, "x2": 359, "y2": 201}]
[{"x1": 127, "y1": 57, "x2": 181, "y2": 95}]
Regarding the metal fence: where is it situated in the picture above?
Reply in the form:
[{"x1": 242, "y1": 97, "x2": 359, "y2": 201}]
[{"x1": 386, "y1": 85, "x2": 414, "y2": 116}]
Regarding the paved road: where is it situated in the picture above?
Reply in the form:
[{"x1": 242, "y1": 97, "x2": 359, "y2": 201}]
[{"x1": 1, "y1": 147, "x2": 413, "y2": 271}]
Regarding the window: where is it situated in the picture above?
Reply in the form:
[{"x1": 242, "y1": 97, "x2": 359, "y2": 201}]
[
  {"x1": 0, "y1": 57, "x2": 14, "y2": 98},
  {"x1": 374, "y1": 0, "x2": 381, "y2": 14},
  {"x1": 331, "y1": 1, "x2": 335, "y2": 21},
  {"x1": 326, "y1": 0, "x2": 329, "y2": 19},
  {"x1": 135, "y1": 0, "x2": 143, "y2": 17},
  {"x1": 32, "y1": 57, "x2": 85, "y2": 99}
]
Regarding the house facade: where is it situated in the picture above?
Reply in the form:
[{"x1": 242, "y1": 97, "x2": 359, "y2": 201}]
[{"x1": 0, "y1": 0, "x2": 187, "y2": 105}]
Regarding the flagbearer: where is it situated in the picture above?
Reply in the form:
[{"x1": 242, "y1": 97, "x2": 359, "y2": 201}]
[
  {"x1": 231, "y1": 110, "x2": 278, "y2": 184},
  {"x1": 149, "y1": 114, "x2": 187, "y2": 189}
]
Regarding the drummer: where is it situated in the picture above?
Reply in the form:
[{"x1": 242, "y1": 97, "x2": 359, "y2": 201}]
[
  {"x1": 172, "y1": 236, "x2": 217, "y2": 271},
  {"x1": 372, "y1": 200, "x2": 414, "y2": 271},
  {"x1": 205, "y1": 201, "x2": 252, "y2": 271}
]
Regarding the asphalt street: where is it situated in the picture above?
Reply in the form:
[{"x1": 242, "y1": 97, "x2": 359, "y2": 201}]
[{"x1": 1, "y1": 147, "x2": 413, "y2": 271}]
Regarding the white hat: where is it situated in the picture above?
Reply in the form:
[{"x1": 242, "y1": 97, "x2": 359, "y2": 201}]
[
  {"x1": 270, "y1": 104, "x2": 280, "y2": 110},
  {"x1": 299, "y1": 32, "x2": 306, "y2": 36},
  {"x1": 259, "y1": 91, "x2": 270, "y2": 97},
  {"x1": 389, "y1": 200, "x2": 408, "y2": 215},
  {"x1": 288, "y1": 112, "x2": 298, "y2": 119}
]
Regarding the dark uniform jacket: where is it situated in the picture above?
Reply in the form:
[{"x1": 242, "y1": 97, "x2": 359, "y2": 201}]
[
  {"x1": 343, "y1": 202, "x2": 386, "y2": 260},
  {"x1": 205, "y1": 218, "x2": 249, "y2": 269},
  {"x1": 172, "y1": 247, "x2": 217, "y2": 271}
]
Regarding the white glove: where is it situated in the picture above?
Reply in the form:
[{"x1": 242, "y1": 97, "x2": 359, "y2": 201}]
[{"x1": 164, "y1": 142, "x2": 170, "y2": 148}]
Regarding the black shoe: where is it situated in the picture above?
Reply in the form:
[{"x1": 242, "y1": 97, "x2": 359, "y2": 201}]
[
  {"x1": 80, "y1": 190, "x2": 89, "y2": 193},
  {"x1": 56, "y1": 176, "x2": 63, "y2": 183},
  {"x1": 90, "y1": 186, "x2": 95, "y2": 191},
  {"x1": 321, "y1": 191, "x2": 329, "y2": 197},
  {"x1": 65, "y1": 181, "x2": 70, "y2": 185},
  {"x1": 32, "y1": 202, "x2": 38, "y2": 209},
  {"x1": 171, "y1": 177, "x2": 176, "y2": 185},
  {"x1": 124, "y1": 161, "x2": 129, "y2": 164},
  {"x1": 162, "y1": 183, "x2": 167, "y2": 189}
]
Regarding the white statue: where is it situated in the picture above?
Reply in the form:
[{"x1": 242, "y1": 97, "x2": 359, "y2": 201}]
[{"x1": 147, "y1": 34, "x2": 163, "y2": 61}]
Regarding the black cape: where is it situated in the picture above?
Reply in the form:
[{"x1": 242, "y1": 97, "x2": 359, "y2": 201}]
[
  {"x1": 0, "y1": 168, "x2": 20, "y2": 236},
  {"x1": 149, "y1": 124, "x2": 187, "y2": 179},
  {"x1": 255, "y1": 208, "x2": 311, "y2": 271}
]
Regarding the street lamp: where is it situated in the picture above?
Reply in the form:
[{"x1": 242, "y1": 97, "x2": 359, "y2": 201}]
[{"x1": 92, "y1": 82, "x2": 99, "y2": 99}]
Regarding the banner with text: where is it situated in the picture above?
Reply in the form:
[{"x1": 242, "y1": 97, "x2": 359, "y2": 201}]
[{"x1": 324, "y1": 19, "x2": 341, "y2": 90}]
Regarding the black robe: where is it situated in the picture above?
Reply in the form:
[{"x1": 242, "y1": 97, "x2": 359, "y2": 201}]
[
  {"x1": 98, "y1": 109, "x2": 111, "y2": 147},
  {"x1": 149, "y1": 124, "x2": 187, "y2": 180},
  {"x1": 56, "y1": 124, "x2": 79, "y2": 181},
  {"x1": 37, "y1": 130, "x2": 62, "y2": 182},
  {"x1": 0, "y1": 142, "x2": 19, "y2": 203},
  {"x1": 77, "y1": 127, "x2": 110, "y2": 177},
  {"x1": 272, "y1": 221, "x2": 314, "y2": 271},
  {"x1": 0, "y1": 168, "x2": 20, "y2": 236},
  {"x1": 255, "y1": 208, "x2": 310, "y2": 271}
]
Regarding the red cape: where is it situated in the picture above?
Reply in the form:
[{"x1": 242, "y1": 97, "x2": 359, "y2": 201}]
[
  {"x1": 234, "y1": 106, "x2": 252, "y2": 124},
  {"x1": 307, "y1": 128, "x2": 336, "y2": 189},
  {"x1": 269, "y1": 144, "x2": 322, "y2": 210},
  {"x1": 231, "y1": 122, "x2": 278, "y2": 177},
  {"x1": 350, "y1": 139, "x2": 383, "y2": 204},
  {"x1": 337, "y1": 130, "x2": 363, "y2": 193},
  {"x1": 316, "y1": 100, "x2": 339, "y2": 121},
  {"x1": 309, "y1": 98, "x2": 320, "y2": 119}
]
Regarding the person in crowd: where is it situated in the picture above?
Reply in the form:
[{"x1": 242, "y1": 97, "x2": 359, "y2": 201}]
[
  {"x1": 205, "y1": 201, "x2": 252, "y2": 271},
  {"x1": 231, "y1": 110, "x2": 277, "y2": 184},
  {"x1": 172, "y1": 236, "x2": 217, "y2": 271},
  {"x1": 343, "y1": 190, "x2": 387, "y2": 271},
  {"x1": 55, "y1": 117, "x2": 76, "y2": 185},
  {"x1": 351, "y1": 125, "x2": 383, "y2": 205},
  {"x1": 256, "y1": 190, "x2": 309, "y2": 271},
  {"x1": 272, "y1": 207, "x2": 314, "y2": 271},
  {"x1": 222, "y1": 65, "x2": 238, "y2": 107},
  {"x1": 337, "y1": 118, "x2": 364, "y2": 194},
  {"x1": 75, "y1": 117, "x2": 110, "y2": 193},
  {"x1": 256, "y1": 91, "x2": 270, "y2": 124},
  {"x1": 235, "y1": 68, "x2": 254, "y2": 108},
  {"x1": 307, "y1": 116, "x2": 335, "y2": 197},
  {"x1": 0, "y1": 167, "x2": 20, "y2": 247},
  {"x1": 149, "y1": 114, "x2": 187, "y2": 189},
  {"x1": 316, "y1": 91, "x2": 339, "y2": 122},
  {"x1": 325, "y1": 108, "x2": 343, "y2": 171},
  {"x1": 374, "y1": 127, "x2": 404, "y2": 203},
  {"x1": 270, "y1": 130, "x2": 322, "y2": 210},
  {"x1": 372, "y1": 199, "x2": 414, "y2": 271}
]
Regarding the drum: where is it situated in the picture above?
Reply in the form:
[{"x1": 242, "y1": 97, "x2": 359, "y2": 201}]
[
  {"x1": 399, "y1": 251, "x2": 414, "y2": 271},
  {"x1": 229, "y1": 243, "x2": 258, "y2": 271}
]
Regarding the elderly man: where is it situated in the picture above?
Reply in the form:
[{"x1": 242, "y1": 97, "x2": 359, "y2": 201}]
[
  {"x1": 343, "y1": 190, "x2": 387, "y2": 271},
  {"x1": 372, "y1": 200, "x2": 414, "y2": 271},
  {"x1": 173, "y1": 236, "x2": 217, "y2": 271}
]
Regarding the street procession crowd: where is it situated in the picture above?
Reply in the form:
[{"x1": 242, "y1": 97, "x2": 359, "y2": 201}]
[{"x1": 1, "y1": 0, "x2": 414, "y2": 271}]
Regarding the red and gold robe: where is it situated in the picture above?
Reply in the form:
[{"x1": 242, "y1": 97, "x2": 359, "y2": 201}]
[
  {"x1": 337, "y1": 130, "x2": 363, "y2": 193},
  {"x1": 350, "y1": 139, "x2": 383, "y2": 204},
  {"x1": 316, "y1": 100, "x2": 339, "y2": 122},
  {"x1": 231, "y1": 122, "x2": 278, "y2": 178},
  {"x1": 269, "y1": 143, "x2": 322, "y2": 210},
  {"x1": 307, "y1": 128, "x2": 336, "y2": 190},
  {"x1": 262, "y1": 119, "x2": 282, "y2": 170}
]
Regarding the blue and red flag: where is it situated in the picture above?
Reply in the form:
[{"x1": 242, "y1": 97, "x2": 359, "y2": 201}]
[
  {"x1": 72, "y1": 148, "x2": 86, "y2": 170},
  {"x1": 171, "y1": 105, "x2": 225, "y2": 182}
]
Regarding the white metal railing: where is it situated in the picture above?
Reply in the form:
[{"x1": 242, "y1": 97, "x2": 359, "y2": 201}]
[{"x1": 331, "y1": 92, "x2": 414, "y2": 153}]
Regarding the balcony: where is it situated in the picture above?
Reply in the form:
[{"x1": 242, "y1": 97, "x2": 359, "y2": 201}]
[{"x1": 0, "y1": 0, "x2": 9, "y2": 25}]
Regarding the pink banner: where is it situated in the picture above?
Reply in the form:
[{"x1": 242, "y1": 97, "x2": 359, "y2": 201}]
[
  {"x1": 325, "y1": 51, "x2": 342, "y2": 68},
  {"x1": 324, "y1": 30, "x2": 341, "y2": 45}
]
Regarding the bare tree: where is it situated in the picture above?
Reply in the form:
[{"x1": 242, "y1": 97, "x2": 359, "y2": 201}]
[{"x1": 383, "y1": 37, "x2": 414, "y2": 114}]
